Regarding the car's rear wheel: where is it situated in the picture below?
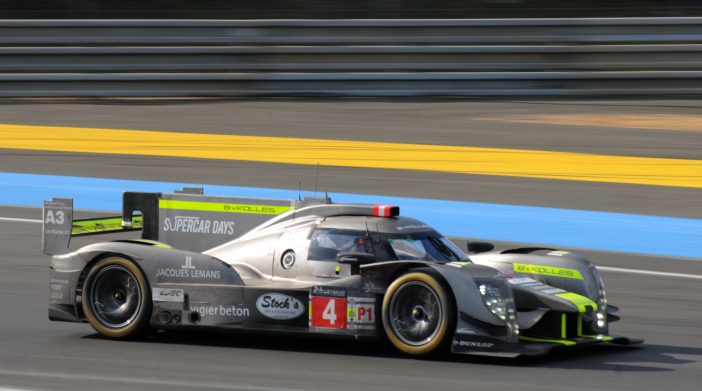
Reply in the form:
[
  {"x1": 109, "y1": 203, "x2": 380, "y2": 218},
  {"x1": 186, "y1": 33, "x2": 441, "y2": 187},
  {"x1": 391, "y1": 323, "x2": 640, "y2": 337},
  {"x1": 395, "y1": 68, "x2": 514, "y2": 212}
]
[
  {"x1": 382, "y1": 271, "x2": 455, "y2": 356},
  {"x1": 82, "y1": 256, "x2": 151, "y2": 339}
]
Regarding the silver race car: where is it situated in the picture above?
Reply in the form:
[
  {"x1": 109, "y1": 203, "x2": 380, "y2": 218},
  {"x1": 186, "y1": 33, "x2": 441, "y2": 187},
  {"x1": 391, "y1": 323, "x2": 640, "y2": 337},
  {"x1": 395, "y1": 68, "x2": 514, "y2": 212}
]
[{"x1": 44, "y1": 189, "x2": 641, "y2": 357}]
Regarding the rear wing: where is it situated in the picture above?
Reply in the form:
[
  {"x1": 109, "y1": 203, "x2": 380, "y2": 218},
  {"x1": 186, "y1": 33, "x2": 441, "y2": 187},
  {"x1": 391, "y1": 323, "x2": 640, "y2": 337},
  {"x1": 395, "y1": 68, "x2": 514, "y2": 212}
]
[{"x1": 42, "y1": 188, "x2": 330, "y2": 255}]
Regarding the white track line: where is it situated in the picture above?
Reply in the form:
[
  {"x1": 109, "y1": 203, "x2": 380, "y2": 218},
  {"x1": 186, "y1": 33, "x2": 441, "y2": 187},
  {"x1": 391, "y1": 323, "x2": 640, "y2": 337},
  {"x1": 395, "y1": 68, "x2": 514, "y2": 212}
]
[
  {"x1": 597, "y1": 266, "x2": 702, "y2": 280},
  {"x1": 0, "y1": 217, "x2": 41, "y2": 223},
  {"x1": 0, "y1": 369, "x2": 306, "y2": 391},
  {"x1": 2, "y1": 215, "x2": 701, "y2": 280}
]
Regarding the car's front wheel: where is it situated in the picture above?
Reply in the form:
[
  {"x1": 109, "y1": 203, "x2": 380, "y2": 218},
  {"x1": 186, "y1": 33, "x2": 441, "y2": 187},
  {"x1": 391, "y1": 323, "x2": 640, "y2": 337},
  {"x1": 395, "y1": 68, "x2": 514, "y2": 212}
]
[
  {"x1": 82, "y1": 256, "x2": 151, "y2": 339},
  {"x1": 382, "y1": 270, "x2": 455, "y2": 356}
]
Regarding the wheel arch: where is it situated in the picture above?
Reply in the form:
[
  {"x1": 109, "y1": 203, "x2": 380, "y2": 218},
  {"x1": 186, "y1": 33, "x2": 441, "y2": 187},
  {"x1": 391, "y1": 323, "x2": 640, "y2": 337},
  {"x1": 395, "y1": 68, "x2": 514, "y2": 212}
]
[
  {"x1": 361, "y1": 262, "x2": 461, "y2": 347},
  {"x1": 75, "y1": 251, "x2": 144, "y2": 320},
  {"x1": 365, "y1": 261, "x2": 519, "y2": 345},
  {"x1": 361, "y1": 260, "x2": 450, "y2": 292},
  {"x1": 80, "y1": 254, "x2": 154, "y2": 338},
  {"x1": 380, "y1": 267, "x2": 457, "y2": 356}
]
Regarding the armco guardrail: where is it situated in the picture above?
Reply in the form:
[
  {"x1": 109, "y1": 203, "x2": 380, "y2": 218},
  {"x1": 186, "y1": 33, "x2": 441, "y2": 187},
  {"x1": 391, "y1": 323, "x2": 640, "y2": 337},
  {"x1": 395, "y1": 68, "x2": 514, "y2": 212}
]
[{"x1": 1, "y1": 18, "x2": 701, "y2": 97}]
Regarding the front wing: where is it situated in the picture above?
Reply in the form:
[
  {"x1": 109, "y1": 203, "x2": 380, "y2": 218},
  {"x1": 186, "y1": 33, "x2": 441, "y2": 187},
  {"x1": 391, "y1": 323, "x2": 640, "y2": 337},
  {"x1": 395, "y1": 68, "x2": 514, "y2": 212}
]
[{"x1": 452, "y1": 333, "x2": 643, "y2": 357}]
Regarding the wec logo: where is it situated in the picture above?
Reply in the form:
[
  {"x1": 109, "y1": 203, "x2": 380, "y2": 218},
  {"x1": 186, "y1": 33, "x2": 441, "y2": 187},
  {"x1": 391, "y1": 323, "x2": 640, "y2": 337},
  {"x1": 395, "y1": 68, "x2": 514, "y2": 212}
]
[
  {"x1": 159, "y1": 289, "x2": 183, "y2": 297},
  {"x1": 152, "y1": 288, "x2": 185, "y2": 302}
]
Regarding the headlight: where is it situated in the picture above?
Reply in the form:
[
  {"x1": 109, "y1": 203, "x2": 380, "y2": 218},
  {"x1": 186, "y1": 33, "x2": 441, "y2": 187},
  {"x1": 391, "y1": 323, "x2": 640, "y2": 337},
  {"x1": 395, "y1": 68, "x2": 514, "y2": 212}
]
[
  {"x1": 596, "y1": 312, "x2": 606, "y2": 329},
  {"x1": 479, "y1": 283, "x2": 507, "y2": 320},
  {"x1": 478, "y1": 280, "x2": 519, "y2": 338},
  {"x1": 590, "y1": 266, "x2": 608, "y2": 332}
]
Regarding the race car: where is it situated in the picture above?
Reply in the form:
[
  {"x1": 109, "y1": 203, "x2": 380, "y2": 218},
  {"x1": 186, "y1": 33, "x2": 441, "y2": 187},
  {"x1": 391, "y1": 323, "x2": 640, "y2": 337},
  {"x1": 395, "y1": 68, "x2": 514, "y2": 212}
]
[{"x1": 44, "y1": 188, "x2": 642, "y2": 357}]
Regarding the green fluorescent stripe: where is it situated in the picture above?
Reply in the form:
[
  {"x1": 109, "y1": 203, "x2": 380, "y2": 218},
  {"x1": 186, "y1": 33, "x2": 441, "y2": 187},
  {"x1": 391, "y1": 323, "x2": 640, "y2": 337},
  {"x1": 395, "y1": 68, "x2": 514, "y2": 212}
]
[
  {"x1": 151, "y1": 242, "x2": 172, "y2": 249},
  {"x1": 561, "y1": 313, "x2": 567, "y2": 339},
  {"x1": 159, "y1": 199, "x2": 292, "y2": 215},
  {"x1": 583, "y1": 335, "x2": 614, "y2": 342},
  {"x1": 72, "y1": 216, "x2": 143, "y2": 235},
  {"x1": 519, "y1": 336, "x2": 577, "y2": 346},
  {"x1": 132, "y1": 239, "x2": 172, "y2": 249},
  {"x1": 513, "y1": 263, "x2": 583, "y2": 280},
  {"x1": 556, "y1": 292, "x2": 598, "y2": 313},
  {"x1": 577, "y1": 315, "x2": 583, "y2": 336}
]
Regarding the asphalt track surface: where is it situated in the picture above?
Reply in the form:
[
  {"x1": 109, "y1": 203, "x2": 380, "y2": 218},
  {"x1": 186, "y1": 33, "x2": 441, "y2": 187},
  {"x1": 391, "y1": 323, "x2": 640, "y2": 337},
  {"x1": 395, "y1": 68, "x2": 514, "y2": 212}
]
[{"x1": 1, "y1": 100, "x2": 701, "y2": 390}]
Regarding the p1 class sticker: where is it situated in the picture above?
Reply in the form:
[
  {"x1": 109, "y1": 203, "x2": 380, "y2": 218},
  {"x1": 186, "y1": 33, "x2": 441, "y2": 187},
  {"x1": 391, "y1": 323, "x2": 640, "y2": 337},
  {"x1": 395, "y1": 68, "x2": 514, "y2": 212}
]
[
  {"x1": 309, "y1": 286, "x2": 347, "y2": 329},
  {"x1": 347, "y1": 297, "x2": 376, "y2": 330}
]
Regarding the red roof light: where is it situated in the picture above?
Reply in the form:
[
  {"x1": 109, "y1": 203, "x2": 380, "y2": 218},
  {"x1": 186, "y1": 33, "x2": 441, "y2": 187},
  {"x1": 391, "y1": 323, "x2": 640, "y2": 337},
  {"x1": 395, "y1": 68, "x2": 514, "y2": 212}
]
[{"x1": 373, "y1": 205, "x2": 400, "y2": 217}]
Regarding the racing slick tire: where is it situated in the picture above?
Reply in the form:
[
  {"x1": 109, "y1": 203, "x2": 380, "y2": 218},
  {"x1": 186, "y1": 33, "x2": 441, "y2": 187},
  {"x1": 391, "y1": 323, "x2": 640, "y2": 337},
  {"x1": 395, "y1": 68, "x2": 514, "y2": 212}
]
[
  {"x1": 382, "y1": 270, "x2": 455, "y2": 356},
  {"x1": 82, "y1": 256, "x2": 152, "y2": 339}
]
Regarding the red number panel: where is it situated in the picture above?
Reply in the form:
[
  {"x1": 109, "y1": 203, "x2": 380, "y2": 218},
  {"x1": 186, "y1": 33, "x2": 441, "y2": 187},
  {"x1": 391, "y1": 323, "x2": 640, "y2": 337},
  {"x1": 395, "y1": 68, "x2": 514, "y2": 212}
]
[{"x1": 310, "y1": 296, "x2": 347, "y2": 329}]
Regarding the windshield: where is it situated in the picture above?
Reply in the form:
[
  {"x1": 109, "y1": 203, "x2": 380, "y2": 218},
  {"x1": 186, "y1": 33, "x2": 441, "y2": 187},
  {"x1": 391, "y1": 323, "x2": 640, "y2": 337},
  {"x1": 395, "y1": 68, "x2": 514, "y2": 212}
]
[
  {"x1": 378, "y1": 232, "x2": 469, "y2": 262},
  {"x1": 309, "y1": 228, "x2": 373, "y2": 261}
]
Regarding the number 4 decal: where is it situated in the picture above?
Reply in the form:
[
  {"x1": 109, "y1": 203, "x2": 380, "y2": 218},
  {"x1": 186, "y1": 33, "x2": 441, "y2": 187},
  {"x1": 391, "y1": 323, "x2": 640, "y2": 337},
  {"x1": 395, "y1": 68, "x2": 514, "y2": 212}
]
[
  {"x1": 322, "y1": 299, "x2": 337, "y2": 325},
  {"x1": 310, "y1": 296, "x2": 347, "y2": 329}
]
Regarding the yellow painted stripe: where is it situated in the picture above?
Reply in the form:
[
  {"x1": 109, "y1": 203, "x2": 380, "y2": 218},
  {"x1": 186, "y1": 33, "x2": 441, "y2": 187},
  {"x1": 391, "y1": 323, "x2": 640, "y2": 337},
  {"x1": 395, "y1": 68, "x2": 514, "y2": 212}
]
[
  {"x1": 158, "y1": 199, "x2": 292, "y2": 215},
  {"x1": 2, "y1": 124, "x2": 702, "y2": 188},
  {"x1": 483, "y1": 114, "x2": 702, "y2": 132}
]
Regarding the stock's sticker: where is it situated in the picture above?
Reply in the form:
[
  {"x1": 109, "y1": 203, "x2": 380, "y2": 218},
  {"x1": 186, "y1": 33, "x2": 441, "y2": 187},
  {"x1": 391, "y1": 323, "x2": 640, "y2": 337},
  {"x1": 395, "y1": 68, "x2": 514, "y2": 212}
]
[{"x1": 310, "y1": 286, "x2": 347, "y2": 329}]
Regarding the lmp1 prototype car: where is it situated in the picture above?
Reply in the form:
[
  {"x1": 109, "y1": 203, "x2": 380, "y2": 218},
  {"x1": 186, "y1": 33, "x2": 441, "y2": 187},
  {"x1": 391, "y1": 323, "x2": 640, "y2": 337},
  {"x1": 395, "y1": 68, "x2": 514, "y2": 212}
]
[{"x1": 44, "y1": 189, "x2": 641, "y2": 357}]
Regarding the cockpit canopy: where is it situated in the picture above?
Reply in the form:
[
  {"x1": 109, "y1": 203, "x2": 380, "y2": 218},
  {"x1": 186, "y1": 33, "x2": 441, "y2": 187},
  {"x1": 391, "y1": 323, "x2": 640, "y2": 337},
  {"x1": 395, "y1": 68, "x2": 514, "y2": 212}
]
[
  {"x1": 309, "y1": 228, "x2": 373, "y2": 260},
  {"x1": 310, "y1": 216, "x2": 470, "y2": 263}
]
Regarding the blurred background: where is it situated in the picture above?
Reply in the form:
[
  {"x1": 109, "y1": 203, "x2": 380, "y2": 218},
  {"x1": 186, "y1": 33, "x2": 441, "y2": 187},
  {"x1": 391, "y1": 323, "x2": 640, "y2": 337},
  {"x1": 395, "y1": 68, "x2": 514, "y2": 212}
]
[{"x1": 2, "y1": 0, "x2": 702, "y2": 18}]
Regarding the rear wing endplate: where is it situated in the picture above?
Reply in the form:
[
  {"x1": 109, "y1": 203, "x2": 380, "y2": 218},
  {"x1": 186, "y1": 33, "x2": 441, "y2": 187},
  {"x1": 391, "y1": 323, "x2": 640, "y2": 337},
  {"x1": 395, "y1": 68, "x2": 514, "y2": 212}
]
[{"x1": 42, "y1": 196, "x2": 146, "y2": 255}]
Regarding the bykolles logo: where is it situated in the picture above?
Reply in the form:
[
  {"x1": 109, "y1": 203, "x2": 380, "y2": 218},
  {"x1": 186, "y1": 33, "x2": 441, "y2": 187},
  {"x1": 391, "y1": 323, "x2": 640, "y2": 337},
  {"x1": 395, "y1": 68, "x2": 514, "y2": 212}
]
[
  {"x1": 152, "y1": 288, "x2": 184, "y2": 302},
  {"x1": 256, "y1": 293, "x2": 305, "y2": 320}
]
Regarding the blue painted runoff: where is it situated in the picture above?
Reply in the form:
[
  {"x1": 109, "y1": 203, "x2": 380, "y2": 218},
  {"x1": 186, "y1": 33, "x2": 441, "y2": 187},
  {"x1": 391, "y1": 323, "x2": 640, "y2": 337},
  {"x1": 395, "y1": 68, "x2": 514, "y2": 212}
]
[{"x1": 1, "y1": 172, "x2": 700, "y2": 259}]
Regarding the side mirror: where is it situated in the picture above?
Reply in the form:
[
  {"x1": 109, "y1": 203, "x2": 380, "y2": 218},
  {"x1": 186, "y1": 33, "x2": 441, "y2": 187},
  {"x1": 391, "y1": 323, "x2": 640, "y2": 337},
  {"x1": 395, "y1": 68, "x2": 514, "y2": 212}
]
[
  {"x1": 467, "y1": 241, "x2": 495, "y2": 254},
  {"x1": 337, "y1": 252, "x2": 376, "y2": 274}
]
